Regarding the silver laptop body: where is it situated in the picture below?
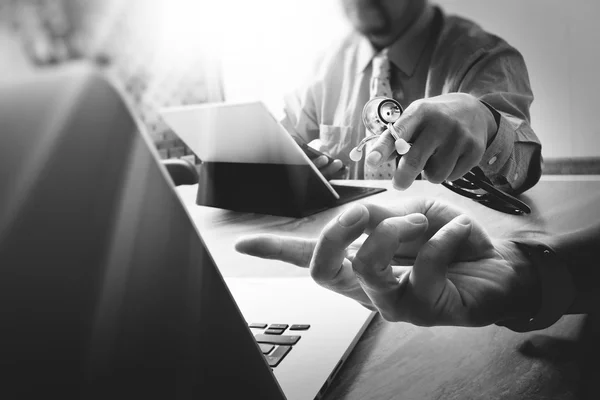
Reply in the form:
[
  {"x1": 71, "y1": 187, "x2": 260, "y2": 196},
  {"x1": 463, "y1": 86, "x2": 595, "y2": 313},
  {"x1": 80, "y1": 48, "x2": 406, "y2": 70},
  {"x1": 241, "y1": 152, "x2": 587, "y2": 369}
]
[{"x1": 0, "y1": 64, "x2": 374, "y2": 400}]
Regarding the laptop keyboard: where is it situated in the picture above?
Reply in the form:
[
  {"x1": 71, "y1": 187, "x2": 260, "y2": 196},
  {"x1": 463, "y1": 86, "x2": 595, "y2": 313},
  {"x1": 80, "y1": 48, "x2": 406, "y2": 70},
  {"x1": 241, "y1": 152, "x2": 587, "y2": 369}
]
[{"x1": 249, "y1": 322, "x2": 311, "y2": 368}]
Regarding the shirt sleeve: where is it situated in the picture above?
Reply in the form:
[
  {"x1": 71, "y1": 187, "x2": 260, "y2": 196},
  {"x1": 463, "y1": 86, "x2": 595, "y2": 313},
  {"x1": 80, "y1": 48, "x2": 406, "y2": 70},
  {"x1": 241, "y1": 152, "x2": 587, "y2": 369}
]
[
  {"x1": 458, "y1": 45, "x2": 542, "y2": 194},
  {"x1": 280, "y1": 85, "x2": 320, "y2": 144},
  {"x1": 280, "y1": 41, "x2": 341, "y2": 145}
]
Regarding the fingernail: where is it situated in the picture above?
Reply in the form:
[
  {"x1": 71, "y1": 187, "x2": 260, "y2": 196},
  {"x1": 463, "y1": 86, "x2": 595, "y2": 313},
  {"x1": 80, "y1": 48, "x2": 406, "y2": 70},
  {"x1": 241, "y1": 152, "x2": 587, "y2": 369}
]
[
  {"x1": 405, "y1": 213, "x2": 427, "y2": 225},
  {"x1": 366, "y1": 151, "x2": 382, "y2": 166},
  {"x1": 339, "y1": 206, "x2": 363, "y2": 227},
  {"x1": 455, "y1": 214, "x2": 471, "y2": 226},
  {"x1": 234, "y1": 240, "x2": 249, "y2": 254},
  {"x1": 392, "y1": 179, "x2": 406, "y2": 191},
  {"x1": 316, "y1": 155, "x2": 328, "y2": 165}
]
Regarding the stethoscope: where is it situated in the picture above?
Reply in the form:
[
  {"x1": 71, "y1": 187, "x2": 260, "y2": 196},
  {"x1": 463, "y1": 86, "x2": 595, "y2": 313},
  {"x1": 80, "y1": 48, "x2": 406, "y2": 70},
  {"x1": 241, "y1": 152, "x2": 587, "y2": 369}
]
[
  {"x1": 351, "y1": 96, "x2": 531, "y2": 215},
  {"x1": 349, "y1": 97, "x2": 411, "y2": 162}
]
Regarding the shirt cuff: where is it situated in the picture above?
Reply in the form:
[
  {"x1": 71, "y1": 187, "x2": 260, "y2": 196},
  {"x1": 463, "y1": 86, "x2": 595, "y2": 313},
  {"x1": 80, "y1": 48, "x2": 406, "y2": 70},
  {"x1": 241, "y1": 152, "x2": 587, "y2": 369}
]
[
  {"x1": 479, "y1": 111, "x2": 516, "y2": 175},
  {"x1": 495, "y1": 241, "x2": 576, "y2": 332}
]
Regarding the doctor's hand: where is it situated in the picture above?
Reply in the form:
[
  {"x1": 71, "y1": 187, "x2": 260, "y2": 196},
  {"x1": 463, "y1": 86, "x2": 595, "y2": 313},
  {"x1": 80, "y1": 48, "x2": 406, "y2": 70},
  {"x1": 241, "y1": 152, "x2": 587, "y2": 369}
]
[
  {"x1": 311, "y1": 155, "x2": 347, "y2": 180},
  {"x1": 291, "y1": 135, "x2": 346, "y2": 179},
  {"x1": 235, "y1": 199, "x2": 540, "y2": 327},
  {"x1": 366, "y1": 93, "x2": 498, "y2": 190},
  {"x1": 306, "y1": 139, "x2": 347, "y2": 180}
]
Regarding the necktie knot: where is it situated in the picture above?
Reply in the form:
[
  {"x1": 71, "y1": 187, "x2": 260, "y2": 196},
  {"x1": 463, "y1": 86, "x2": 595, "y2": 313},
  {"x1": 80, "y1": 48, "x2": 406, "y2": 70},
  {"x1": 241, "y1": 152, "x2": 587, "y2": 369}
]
[{"x1": 371, "y1": 49, "x2": 390, "y2": 81}]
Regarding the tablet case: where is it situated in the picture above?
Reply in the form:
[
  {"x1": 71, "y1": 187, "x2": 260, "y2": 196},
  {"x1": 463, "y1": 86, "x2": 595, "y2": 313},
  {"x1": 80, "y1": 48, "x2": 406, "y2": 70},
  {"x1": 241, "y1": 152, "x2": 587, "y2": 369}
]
[{"x1": 195, "y1": 161, "x2": 385, "y2": 217}]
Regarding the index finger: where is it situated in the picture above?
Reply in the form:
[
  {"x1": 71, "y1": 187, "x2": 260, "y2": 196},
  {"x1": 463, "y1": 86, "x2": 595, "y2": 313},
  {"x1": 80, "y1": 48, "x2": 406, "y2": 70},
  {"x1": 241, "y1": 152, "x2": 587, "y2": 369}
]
[
  {"x1": 366, "y1": 109, "x2": 423, "y2": 168},
  {"x1": 235, "y1": 235, "x2": 316, "y2": 268}
]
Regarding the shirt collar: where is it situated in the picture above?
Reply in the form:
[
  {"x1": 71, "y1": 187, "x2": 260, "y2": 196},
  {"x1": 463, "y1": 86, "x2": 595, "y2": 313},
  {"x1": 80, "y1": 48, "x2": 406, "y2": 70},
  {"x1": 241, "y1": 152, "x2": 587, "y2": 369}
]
[{"x1": 355, "y1": 4, "x2": 435, "y2": 77}]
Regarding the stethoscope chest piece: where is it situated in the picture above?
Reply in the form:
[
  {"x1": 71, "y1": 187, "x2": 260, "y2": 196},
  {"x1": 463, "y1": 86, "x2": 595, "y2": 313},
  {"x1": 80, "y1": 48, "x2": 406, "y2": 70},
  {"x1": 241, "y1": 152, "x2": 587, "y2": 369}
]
[
  {"x1": 350, "y1": 97, "x2": 406, "y2": 161},
  {"x1": 362, "y1": 96, "x2": 403, "y2": 135}
]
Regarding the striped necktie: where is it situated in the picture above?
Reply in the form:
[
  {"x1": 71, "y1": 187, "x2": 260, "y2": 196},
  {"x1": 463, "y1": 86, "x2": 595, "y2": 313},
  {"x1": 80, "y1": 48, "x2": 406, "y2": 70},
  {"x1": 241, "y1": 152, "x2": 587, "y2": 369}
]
[{"x1": 364, "y1": 49, "x2": 397, "y2": 180}]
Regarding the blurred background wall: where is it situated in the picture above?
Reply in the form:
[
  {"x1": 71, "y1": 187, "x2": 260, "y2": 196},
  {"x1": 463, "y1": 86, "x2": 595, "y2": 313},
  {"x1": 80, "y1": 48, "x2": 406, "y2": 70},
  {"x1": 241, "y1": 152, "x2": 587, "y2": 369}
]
[
  {"x1": 0, "y1": 0, "x2": 226, "y2": 163},
  {"x1": 436, "y1": 0, "x2": 600, "y2": 170},
  {"x1": 1, "y1": 0, "x2": 598, "y2": 170}
]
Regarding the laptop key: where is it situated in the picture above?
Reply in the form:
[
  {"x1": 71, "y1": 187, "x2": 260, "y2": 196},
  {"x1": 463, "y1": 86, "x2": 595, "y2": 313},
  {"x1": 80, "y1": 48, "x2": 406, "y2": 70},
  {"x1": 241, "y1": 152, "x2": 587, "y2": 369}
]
[
  {"x1": 266, "y1": 345, "x2": 292, "y2": 367},
  {"x1": 264, "y1": 328, "x2": 285, "y2": 335},
  {"x1": 290, "y1": 324, "x2": 310, "y2": 330},
  {"x1": 259, "y1": 343, "x2": 275, "y2": 354},
  {"x1": 248, "y1": 323, "x2": 268, "y2": 329},
  {"x1": 255, "y1": 334, "x2": 301, "y2": 345},
  {"x1": 268, "y1": 324, "x2": 288, "y2": 330}
]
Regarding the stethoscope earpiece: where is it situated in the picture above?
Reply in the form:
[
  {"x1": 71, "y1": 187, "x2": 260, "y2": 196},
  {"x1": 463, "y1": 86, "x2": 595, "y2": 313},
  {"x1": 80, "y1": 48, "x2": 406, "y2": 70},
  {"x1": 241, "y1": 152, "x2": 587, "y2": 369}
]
[
  {"x1": 349, "y1": 147, "x2": 363, "y2": 162},
  {"x1": 349, "y1": 135, "x2": 380, "y2": 161}
]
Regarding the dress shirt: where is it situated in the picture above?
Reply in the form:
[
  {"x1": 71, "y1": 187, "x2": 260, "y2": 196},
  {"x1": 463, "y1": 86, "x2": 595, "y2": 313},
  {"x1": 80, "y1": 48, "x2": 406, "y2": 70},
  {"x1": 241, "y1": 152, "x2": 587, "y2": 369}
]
[{"x1": 281, "y1": 5, "x2": 542, "y2": 194}]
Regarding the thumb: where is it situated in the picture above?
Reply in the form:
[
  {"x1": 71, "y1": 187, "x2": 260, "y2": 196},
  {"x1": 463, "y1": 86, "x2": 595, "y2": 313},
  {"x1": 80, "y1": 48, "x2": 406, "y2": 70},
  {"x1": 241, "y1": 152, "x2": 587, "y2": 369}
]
[
  {"x1": 366, "y1": 128, "x2": 395, "y2": 167},
  {"x1": 410, "y1": 214, "x2": 472, "y2": 301}
]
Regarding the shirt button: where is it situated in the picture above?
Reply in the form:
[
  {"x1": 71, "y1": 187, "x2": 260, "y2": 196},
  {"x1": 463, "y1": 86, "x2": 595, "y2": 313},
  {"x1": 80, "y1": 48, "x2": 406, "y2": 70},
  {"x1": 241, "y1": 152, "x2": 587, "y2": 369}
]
[{"x1": 488, "y1": 156, "x2": 497, "y2": 165}]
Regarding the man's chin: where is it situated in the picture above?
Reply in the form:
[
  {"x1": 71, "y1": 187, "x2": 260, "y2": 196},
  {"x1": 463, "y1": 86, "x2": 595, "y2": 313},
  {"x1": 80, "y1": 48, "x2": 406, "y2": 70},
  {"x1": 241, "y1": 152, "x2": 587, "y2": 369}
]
[
  {"x1": 362, "y1": 31, "x2": 395, "y2": 48},
  {"x1": 356, "y1": 21, "x2": 389, "y2": 35}
]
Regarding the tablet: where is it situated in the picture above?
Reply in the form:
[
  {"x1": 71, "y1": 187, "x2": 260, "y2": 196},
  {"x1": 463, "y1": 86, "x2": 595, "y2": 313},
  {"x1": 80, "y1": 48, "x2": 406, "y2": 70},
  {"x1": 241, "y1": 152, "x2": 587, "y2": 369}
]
[
  {"x1": 161, "y1": 101, "x2": 386, "y2": 217},
  {"x1": 161, "y1": 101, "x2": 339, "y2": 199}
]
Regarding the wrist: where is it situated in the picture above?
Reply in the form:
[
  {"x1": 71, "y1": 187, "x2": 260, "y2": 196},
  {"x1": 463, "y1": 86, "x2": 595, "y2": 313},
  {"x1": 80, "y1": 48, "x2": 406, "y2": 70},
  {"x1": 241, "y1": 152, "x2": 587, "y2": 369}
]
[
  {"x1": 479, "y1": 100, "x2": 500, "y2": 146},
  {"x1": 496, "y1": 240, "x2": 576, "y2": 332},
  {"x1": 499, "y1": 240, "x2": 542, "y2": 321}
]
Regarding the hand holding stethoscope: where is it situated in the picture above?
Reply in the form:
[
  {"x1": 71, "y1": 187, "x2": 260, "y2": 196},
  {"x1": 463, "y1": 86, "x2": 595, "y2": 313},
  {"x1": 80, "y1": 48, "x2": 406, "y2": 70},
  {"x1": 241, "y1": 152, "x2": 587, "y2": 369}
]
[{"x1": 352, "y1": 96, "x2": 531, "y2": 215}]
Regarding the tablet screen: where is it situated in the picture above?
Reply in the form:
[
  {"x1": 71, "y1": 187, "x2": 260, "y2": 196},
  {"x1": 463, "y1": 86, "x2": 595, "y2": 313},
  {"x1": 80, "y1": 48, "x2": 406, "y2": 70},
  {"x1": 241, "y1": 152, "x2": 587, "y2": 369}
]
[{"x1": 161, "y1": 101, "x2": 339, "y2": 199}]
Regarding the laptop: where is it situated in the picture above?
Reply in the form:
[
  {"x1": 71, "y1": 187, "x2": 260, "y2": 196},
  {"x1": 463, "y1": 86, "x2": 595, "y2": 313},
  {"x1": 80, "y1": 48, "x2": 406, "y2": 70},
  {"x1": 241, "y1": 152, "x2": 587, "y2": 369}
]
[
  {"x1": 0, "y1": 64, "x2": 375, "y2": 399},
  {"x1": 160, "y1": 101, "x2": 386, "y2": 217}
]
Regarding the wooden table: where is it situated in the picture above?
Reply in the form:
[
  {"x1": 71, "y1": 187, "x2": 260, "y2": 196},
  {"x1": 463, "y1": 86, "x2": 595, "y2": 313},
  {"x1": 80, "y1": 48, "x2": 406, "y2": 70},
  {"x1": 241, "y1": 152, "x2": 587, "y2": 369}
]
[{"x1": 176, "y1": 176, "x2": 600, "y2": 400}]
